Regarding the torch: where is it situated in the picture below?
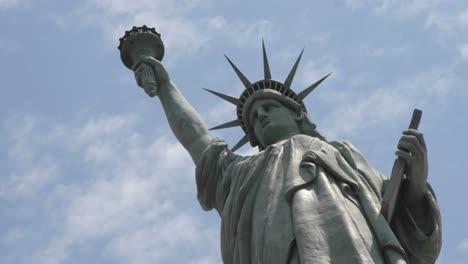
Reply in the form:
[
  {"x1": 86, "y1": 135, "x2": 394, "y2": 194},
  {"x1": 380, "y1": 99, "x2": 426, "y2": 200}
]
[{"x1": 118, "y1": 25, "x2": 165, "y2": 97}]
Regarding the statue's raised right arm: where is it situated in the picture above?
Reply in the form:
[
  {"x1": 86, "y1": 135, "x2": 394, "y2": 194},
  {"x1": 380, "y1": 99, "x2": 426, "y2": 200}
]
[{"x1": 134, "y1": 57, "x2": 212, "y2": 164}]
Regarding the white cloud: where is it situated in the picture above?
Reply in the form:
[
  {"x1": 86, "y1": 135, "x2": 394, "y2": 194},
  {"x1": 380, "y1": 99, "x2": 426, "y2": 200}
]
[
  {"x1": 358, "y1": 44, "x2": 410, "y2": 58},
  {"x1": 2, "y1": 111, "x2": 221, "y2": 263},
  {"x1": 0, "y1": 0, "x2": 21, "y2": 9},
  {"x1": 377, "y1": 0, "x2": 441, "y2": 18},
  {"x1": 457, "y1": 238, "x2": 468, "y2": 252},
  {"x1": 103, "y1": 213, "x2": 219, "y2": 263},
  {"x1": 345, "y1": 0, "x2": 370, "y2": 11},
  {"x1": 300, "y1": 59, "x2": 339, "y2": 88},
  {"x1": 320, "y1": 69, "x2": 452, "y2": 139},
  {"x1": 204, "y1": 102, "x2": 235, "y2": 129},
  {"x1": 425, "y1": 8, "x2": 468, "y2": 33},
  {"x1": 425, "y1": 12, "x2": 455, "y2": 32},
  {"x1": 345, "y1": 0, "x2": 442, "y2": 18},
  {"x1": 6, "y1": 162, "x2": 59, "y2": 196},
  {"x1": 1, "y1": 114, "x2": 61, "y2": 198},
  {"x1": 4, "y1": 113, "x2": 37, "y2": 165},
  {"x1": 230, "y1": 20, "x2": 275, "y2": 47},
  {"x1": 62, "y1": 0, "x2": 210, "y2": 59},
  {"x1": 76, "y1": 114, "x2": 137, "y2": 142},
  {"x1": 57, "y1": 0, "x2": 276, "y2": 63},
  {"x1": 345, "y1": 1, "x2": 468, "y2": 41},
  {"x1": 457, "y1": 9, "x2": 468, "y2": 27},
  {"x1": 206, "y1": 16, "x2": 277, "y2": 48},
  {"x1": 459, "y1": 43, "x2": 468, "y2": 60},
  {"x1": 207, "y1": 16, "x2": 226, "y2": 30}
]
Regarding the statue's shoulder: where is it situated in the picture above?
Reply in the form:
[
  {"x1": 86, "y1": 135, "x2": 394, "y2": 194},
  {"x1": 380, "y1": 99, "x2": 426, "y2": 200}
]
[
  {"x1": 330, "y1": 140, "x2": 386, "y2": 194},
  {"x1": 329, "y1": 140, "x2": 368, "y2": 170}
]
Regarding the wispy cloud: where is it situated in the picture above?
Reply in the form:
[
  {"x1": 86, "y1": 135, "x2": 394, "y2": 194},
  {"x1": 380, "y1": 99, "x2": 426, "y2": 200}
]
[
  {"x1": 345, "y1": 0, "x2": 443, "y2": 18},
  {"x1": 459, "y1": 43, "x2": 468, "y2": 60},
  {"x1": 2, "y1": 114, "x2": 60, "y2": 198},
  {"x1": 344, "y1": 0, "x2": 371, "y2": 11},
  {"x1": 457, "y1": 9, "x2": 468, "y2": 27},
  {"x1": 0, "y1": 0, "x2": 22, "y2": 9},
  {"x1": 425, "y1": 7, "x2": 468, "y2": 33},
  {"x1": 375, "y1": 0, "x2": 442, "y2": 18},
  {"x1": 357, "y1": 44, "x2": 410, "y2": 58},
  {"x1": 229, "y1": 20, "x2": 275, "y2": 47},
  {"x1": 457, "y1": 238, "x2": 468, "y2": 252},
  {"x1": 425, "y1": 12, "x2": 455, "y2": 32},
  {"x1": 300, "y1": 59, "x2": 339, "y2": 88},
  {"x1": 5, "y1": 162, "x2": 59, "y2": 197},
  {"x1": 207, "y1": 16, "x2": 275, "y2": 47},
  {"x1": 74, "y1": 0, "x2": 210, "y2": 58},
  {"x1": 1, "y1": 111, "x2": 221, "y2": 263},
  {"x1": 204, "y1": 101, "x2": 236, "y2": 128},
  {"x1": 319, "y1": 69, "x2": 452, "y2": 139},
  {"x1": 55, "y1": 1, "x2": 276, "y2": 63}
]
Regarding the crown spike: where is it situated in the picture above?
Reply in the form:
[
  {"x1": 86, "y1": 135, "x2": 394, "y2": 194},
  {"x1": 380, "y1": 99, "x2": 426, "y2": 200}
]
[
  {"x1": 262, "y1": 39, "x2": 272, "y2": 80},
  {"x1": 298, "y1": 73, "x2": 332, "y2": 99},
  {"x1": 209, "y1": 119, "x2": 242, "y2": 130},
  {"x1": 203, "y1": 88, "x2": 240, "y2": 105},
  {"x1": 284, "y1": 49, "x2": 304, "y2": 89},
  {"x1": 231, "y1": 134, "x2": 250, "y2": 152},
  {"x1": 224, "y1": 55, "x2": 252, "y2": 89}
]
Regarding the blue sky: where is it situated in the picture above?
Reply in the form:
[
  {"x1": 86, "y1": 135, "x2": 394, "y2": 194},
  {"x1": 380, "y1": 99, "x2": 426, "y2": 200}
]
[{"x1": 0, "y1": 0, "x2": 467, "y2": 263}]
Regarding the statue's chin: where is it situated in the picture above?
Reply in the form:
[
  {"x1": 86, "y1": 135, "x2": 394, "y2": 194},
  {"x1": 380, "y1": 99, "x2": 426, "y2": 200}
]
[
  {"x1": 262, "y1": 135, "x2": 286, "y2": 148},
  {"x1": 258, "y1": 125, "x2": 301, "y2": 148}
]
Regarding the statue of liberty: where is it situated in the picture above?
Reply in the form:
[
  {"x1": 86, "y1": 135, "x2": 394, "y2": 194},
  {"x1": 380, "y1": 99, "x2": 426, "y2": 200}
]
[{"x1": 128, "y1": 36, "x2": 441, "y2": 263}]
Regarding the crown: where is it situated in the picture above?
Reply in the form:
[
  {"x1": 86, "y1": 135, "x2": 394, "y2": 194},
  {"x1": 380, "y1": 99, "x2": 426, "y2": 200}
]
[{"x1": 205, "y1": 41, "x2": 331, "y2": 152}]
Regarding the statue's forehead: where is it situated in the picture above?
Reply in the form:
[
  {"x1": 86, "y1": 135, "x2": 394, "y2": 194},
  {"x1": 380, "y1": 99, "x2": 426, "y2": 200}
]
[{"x1": 249, "y1": 98, "x2": 283, "y2": 110}]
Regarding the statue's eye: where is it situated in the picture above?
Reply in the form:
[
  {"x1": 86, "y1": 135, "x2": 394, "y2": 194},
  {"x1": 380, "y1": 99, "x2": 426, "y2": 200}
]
[
  {"x1": 251, "y1": 112, "x2": 258, "y2": 123},
  {"x1": 264, "y1": 103, "x2": 277, "y2": 111}
]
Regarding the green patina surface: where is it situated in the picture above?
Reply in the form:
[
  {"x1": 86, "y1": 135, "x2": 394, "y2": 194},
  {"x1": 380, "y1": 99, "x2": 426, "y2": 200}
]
[{"x1": 126, "y1": 42, "x2": 441, "y2": 263}]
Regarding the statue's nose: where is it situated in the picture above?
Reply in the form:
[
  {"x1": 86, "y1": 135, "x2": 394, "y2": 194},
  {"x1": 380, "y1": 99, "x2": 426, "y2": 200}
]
[{"x1": 258, "y1": 109, "x2": 268, "y2": 121}]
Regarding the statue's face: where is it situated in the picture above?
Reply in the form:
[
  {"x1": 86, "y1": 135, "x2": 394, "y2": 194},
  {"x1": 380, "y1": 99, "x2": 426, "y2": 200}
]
[{"x1": 249, "y1": 98, "x2": 301, "y2": 147}]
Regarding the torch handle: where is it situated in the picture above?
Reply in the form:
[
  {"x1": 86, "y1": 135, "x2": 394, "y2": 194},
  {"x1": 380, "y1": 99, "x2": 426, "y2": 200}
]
[{"x1": 140, "y1": 63, "x2": 158, "y2": 97}]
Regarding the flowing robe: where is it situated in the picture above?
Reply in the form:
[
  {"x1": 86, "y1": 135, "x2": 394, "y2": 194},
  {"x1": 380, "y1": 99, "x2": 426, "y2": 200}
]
[{"x1": 196, "y1": 135, "x2": 441, "y2": 264}]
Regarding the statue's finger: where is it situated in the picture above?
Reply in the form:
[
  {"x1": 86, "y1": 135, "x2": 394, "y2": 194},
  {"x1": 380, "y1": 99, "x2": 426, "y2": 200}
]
[
  {"x1": 144, "y1": 86, "x2": 157, "y2": 97},
  {"x1": 403, "y1": 129, "x2": 426, "y2": 150},
  {"x1": 395, "y1": 150, "x2": 412, "y2": 165},
  {"x1": 134, "y1": 72, "x2": 143, "y2": 87},
  {"x1": 134, "y1": 70, "x2": 141, "y2": 78},
  {"x1": 400, "y1": 135, "x2": 420, "y2": 146},
  {"x1": 397, "y1": 139, "x2": 422, "y2": 156},
  {"x1": 132, "y1": 61, "x2": 143, "y2": 71},
  {"x1": 142, "y1": 57, "x2": 164, "y2": 72},
  {"x1": 402, "y1": 129, "x2": 421, "y2": 136},
  {"x1": 141, "y1": 56, "x2": 159, "y2": 64}
]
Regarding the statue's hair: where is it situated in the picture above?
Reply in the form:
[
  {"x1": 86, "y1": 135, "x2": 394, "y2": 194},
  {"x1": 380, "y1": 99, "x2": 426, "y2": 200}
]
[{"x1": 294, "y1": 110, "x2": 326, "y2": 141}]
